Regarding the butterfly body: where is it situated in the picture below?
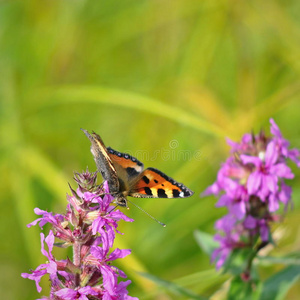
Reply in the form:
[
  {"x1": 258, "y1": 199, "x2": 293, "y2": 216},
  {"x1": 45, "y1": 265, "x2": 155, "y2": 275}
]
[{"x1": 82, "y1": 129, "x2": 194, "y2": 207}]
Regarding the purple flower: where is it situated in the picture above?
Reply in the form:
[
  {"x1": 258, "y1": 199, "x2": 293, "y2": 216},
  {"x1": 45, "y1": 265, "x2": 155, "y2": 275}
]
[
  {"x1": 55, "y1": 286, "x2": 98, "y2": 300},
  {"x1": 91, "y1": 208, "x2": 133, "y2": 248},
  {"x1": 211, "y1": 231, "x2": 241, "y2": 270},
  {"x1": 87, "y1": 244, "x2": 131, "y2": 296},
  {"x1": 27, "y1": 208, "x2": 74, "y2": 243},
  {"x1": 244, "y1": 215, "x2": 269, "y2": 242},
  {"x1": 27, "y1": 208, "x2": 64, "y2": 229},
  {"x1": 270, "y1": 119, "x2": 300, "y2": 167},
  {"x1": 21, "y1": 231, "x2": 57, "y2": 292},
  {"x1": 215, "y1": 181, "x2": 248, "y2": 220},
  {"x1": 107, "y1": 280, "x2": 139, "y2": 300},
  {"x1": 89, "y1": 182, "x2": 134, "y2": 248},
  {"x1": 22, "y1": 170, "x2": 138, "y2": 299},
  {"x1": 203, "y1": 119, "x2": 300, "y2": 272},
  {"x1": 226, "y1": 133, "x2": 253, "y2": 153},
  {"x1": 241, "y1": 141, "x2": 294, "y2": 200},
  {"x1": 214, "y1": 214, "x2": 237, "y2": 235}
]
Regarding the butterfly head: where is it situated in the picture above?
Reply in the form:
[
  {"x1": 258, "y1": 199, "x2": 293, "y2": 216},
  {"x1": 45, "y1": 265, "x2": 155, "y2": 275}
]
[{"x1": 113, "y1": 194, "x2": 129, "y2": 208}]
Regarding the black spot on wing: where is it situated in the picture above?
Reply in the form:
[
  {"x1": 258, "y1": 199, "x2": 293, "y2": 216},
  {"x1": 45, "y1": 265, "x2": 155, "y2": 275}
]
[
  {"x1": 146, "y1": 167, "x2": 194, "y2": 198},
  {"x1": 184, "y1": 190, "x2": 193, "y2": 197},
  {"x1": 154, "y1": 179, "x2": 158, "y2": 183},
  {"x1": 144, "y1": 187, "x2": 152, "y2": 196},
  {"x1": 126, "y1": 167, "x2": 139, "y2": 177},
  {"x1": 142, "y1": 175, "x2": 150, "y2": 184},
  {"x1": 157, "y1": 189, "x2": 167, "y2": 198},
  {"x1": 172, "y1": 189, "x2": 180, "y2": 197}
]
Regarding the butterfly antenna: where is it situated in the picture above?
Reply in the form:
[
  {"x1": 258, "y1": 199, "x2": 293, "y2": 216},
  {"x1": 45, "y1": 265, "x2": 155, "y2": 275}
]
[{"x1": 126, "y1": 199, "x2": 166, "y2": 227}]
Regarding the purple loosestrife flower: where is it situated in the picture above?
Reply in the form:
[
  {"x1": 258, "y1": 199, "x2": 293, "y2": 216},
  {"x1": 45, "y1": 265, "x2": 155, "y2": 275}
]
[
  {"x1": 22, "y1": 170, "x2": 138, "y2": 300},
  {"x1": 21, "y1": 231, "x2": 57, "y2": 293},
  {"x1": 202, "y1": 119, "x2": 300, "y2": 276}
]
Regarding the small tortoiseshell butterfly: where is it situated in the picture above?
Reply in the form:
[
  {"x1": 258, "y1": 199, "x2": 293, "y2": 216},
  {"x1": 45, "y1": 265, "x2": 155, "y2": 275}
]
[{"x1": 82, "y1": 129, "x2": 194, "y2": 208}]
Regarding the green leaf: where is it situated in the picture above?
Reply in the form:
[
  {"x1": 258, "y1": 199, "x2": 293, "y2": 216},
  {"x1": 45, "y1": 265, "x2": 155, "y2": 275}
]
[
  {"x1": 259, "y1": 265, "x2": 300, "y2": 300},
  {"x1": 257, "y1": 254, "x2": 300, "y2": 266},
  {"x1": 228, "y1": 276, "x2": 259, "y2": 300},
  {"x1": 194, "y1": 229, "x2": 218, "y2": 256},
  {"x1": 223, "y1": 248, "x2": 254, "y2": 276},
  {"x1": 138, "y1": 272, "x2": 208, "y2": 300},
  {"x1": 174, "y1": 269, "x2": 229, "y2": 294}
]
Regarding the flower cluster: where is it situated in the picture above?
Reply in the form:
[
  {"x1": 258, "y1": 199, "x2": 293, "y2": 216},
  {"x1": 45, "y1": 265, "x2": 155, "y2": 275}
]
[
  {"x1": 203, "y1": 119, "x2": 300, "y2": 273},
  {"x1": 22, "y1": 171, "x2": 138, "y2": 300}
]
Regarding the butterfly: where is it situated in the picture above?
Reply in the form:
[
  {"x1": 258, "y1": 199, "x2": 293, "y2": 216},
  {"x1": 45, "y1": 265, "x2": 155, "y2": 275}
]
[{"x1": 81, "y1": 129, "x2": 194, "y2": 208}]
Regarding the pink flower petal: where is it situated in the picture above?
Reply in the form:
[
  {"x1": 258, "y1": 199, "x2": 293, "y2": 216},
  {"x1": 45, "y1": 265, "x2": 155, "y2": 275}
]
[
  {"x1": 247, "y1": 171, "x2": 262, "y2": 195},
  {"x1": 265, "y1": 142, "x2": 278, "y2": 166}
]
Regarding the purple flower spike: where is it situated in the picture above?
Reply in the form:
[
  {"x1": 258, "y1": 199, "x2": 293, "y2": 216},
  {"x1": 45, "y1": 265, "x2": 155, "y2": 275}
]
[
  {"x1": 22, "y1": 170, "x2": 138, "y2": 299},
  {"x1": 203, "y1": 119, "x2": 299, "y2": 272}
]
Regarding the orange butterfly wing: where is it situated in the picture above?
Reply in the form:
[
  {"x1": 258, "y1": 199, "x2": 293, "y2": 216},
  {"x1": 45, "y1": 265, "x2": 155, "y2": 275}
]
[
  {"x1": 106, "y1": 147, "x2": 144, "y2": 191},
  {"x1": 129, "y1": 168, "x2": 194, "y2": 198}
]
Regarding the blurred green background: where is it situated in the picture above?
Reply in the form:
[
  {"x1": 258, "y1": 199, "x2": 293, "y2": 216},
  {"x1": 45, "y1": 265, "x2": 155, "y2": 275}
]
[{"x1": 1, "y1": 0, "x2": 300, "y2": 299}]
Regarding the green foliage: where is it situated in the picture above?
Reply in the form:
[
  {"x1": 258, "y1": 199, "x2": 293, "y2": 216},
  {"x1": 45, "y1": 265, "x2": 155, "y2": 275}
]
[
  {"x1": 138, "y1": 272, "x2": 208, "y2": 300},
  {"x1": 0, "y1": 0, "x2": 300, "y2": 299},
  {"x1": 227, "y1": 276, "x2": 259, "y2": 300},
  {"x1": 194, "y1": 230, "x2": 218, "y2": 256},
  {"x1": 259, "y1": 266, "x2": 300, "y2": 300},
  {"x1": 223, "y1": 248, "x2": 256, "y2": 277}
]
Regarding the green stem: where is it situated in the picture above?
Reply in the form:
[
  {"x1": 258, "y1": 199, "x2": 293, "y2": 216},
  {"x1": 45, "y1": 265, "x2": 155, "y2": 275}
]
[{"x1": 245, "y1": 241, "x2": 269, "y2": 276}]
